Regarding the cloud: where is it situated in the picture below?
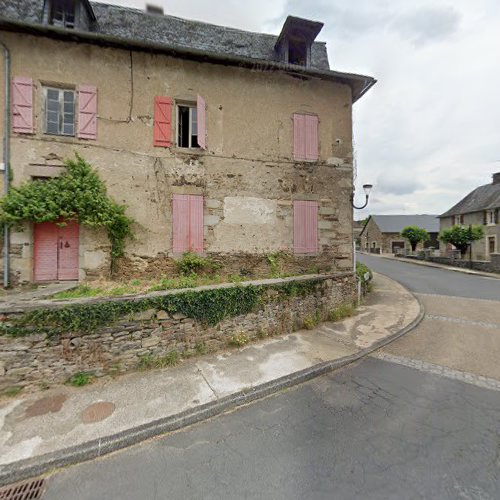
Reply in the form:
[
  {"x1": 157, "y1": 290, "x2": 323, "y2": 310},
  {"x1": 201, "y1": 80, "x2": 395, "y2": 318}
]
[
  {"x1": 391, "y1": 6, "x2": 461, "y2": 46},
  {"x1": 376, "y1": 173, "x2": 424, "y2": 196}
]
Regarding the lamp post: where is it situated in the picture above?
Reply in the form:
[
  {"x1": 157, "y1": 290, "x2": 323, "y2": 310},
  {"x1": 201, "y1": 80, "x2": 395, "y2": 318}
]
[{"x1": 351, "y1": 184, "x2": 373, "y2": 210}]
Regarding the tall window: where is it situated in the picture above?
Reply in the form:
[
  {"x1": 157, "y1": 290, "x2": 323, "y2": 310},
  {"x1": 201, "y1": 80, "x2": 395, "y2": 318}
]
[
  {"x1": 177, "y1": 105, "x2": 199, "y2": 148},
  {"x1": 50, "y1": 0, "x2": 76, "y2": 28},
  {"x1": 486, "y1": 210, "x2": 496, "y2": 225},
  {"x1": 454, "y1": 214, "x2": 464, "y2": 225},
  {"x1": 45, "y1": 88, "x2": 75, "y2": 136}
]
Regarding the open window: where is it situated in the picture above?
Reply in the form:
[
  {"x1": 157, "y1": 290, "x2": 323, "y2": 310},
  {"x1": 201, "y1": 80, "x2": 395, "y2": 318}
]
[
  {"x1": 177, "y1": 105, "x2": 199, "y2": 148},
  {"x1": 176, "y1": 96, "x2": 206, "y2": 149},
  {"x1": 288, "y1": 37, "x2": 308, "y2": 66}
]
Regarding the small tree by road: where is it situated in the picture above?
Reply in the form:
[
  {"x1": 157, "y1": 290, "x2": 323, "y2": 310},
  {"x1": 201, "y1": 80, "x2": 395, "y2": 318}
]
[
  {"x1": 439, "y1": 225, "x2": 484, "y2": 257},
  {"x1": 400, "y1": 226, "x2": 430, "y2": 251}
]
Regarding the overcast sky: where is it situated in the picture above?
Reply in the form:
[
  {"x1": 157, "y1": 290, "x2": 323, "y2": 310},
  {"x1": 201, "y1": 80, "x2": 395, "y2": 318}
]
[{"x1": 97, "y1": 0, "x2": 500, "y2": 218}]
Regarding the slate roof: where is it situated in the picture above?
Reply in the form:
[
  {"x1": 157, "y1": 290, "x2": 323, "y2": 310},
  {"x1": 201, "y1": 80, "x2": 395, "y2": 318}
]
[
  {"x1": 361, "y1": 215, "x2": 440, "y2": 235},
  {"x1": 0, "y1": 0, "x2": 375, "y2": 102},
  {"x1": 439, "y1": 181, "x2": 500, "y2": 218}
]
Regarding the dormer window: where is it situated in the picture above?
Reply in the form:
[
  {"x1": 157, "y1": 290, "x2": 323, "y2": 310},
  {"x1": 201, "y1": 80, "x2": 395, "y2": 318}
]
[
  {"x1": 50, "y1": 0, "x2": 76, "y2": 28},
  {"x1": 275, "y1": 16, "x2": 323, "y2": 67},
  {"x1": 44, "y1": 0, "x2": 96, "y2": 31}
]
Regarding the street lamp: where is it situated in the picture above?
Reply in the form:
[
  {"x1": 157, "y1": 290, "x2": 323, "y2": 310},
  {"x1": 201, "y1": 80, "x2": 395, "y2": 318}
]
[{"x1": 351, "y1": 184, "x2": 373, "y2": 210}]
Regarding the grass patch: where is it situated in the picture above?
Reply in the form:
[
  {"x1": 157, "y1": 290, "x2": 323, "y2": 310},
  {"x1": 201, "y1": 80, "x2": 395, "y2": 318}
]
[
  {"x1": 52, "y1": 285, "x2": 103, "y2": 300},
  {"x1": 328, "y1": 303, "x2": 356, "y2": 322},
  {"x1": 303, "y1": 310, "x2": 321, "y2": 330},
  {"x1": 66, "y1": 372, "x2": 94, "y2": 387},
  {"x1": 138, "y1": 351, "x2": 180, "y2": 370},
  {"x1": 1, "y1": 386, "x2": 23, "y2": 397}
]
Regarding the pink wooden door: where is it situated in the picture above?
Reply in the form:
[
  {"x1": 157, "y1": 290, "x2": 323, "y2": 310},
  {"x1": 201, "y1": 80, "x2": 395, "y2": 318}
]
[
  {"x1": 57, "y1": 221, "x2": 79, "y2": 280},
  {"x1": 34, "y1": 221, "x2": 79, "y2": 281}
]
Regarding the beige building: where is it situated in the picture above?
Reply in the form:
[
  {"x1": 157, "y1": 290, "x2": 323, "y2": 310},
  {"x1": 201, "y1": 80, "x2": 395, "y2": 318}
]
[
  {"x1": 439, "y1": 173, "x2": 500, "y2": 261},
  {"x1": 0, "y1": 0, "x2": 375, "y2": 284},
  {"x1": 360, "y1": 215, "x2": 440, "y2": 254}
]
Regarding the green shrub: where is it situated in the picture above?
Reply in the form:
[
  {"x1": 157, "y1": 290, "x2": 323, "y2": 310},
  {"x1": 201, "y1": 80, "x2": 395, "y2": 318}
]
[
  {"x1": 66, "y1": 372, "x2": 94, "y2": 387},
  {"x1": 356, "y1": 262, "x2": 372, "y2": 281},
  {"x1": 228, "y1": 332, "x2": 250, "y2": 347},
  {"x1": 176, "y1": 252, "x2": 220, "y2": 276}
]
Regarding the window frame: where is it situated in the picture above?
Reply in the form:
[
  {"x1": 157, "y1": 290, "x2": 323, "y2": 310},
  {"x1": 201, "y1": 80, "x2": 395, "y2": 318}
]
[
  {"x1": 454, "y1": 214, "x2": 464, "y2": 226},
  {"x1": 487, "y1": 236, "x2": 496, "y2": 256},
  {"x1": 43, "y1": 86, "x2": 76, "y2": 137},
  {"x1": 176, "y1": 103, "x2": 199, "y2": 149}
]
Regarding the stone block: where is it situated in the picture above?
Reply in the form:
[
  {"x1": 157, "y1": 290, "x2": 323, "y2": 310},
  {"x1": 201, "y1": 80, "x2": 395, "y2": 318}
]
[
  {"x1": 131, "y1": 309, "x2": 157, "y2": 321},
  {"x1": 204, "y1": 215, "x2": 221, "y2": 226},
  {"x1": 206, "y1": 199, "x2": 221, "y2": 209},
  {"x1": 156, "y1": 310, "x2": 169, "y2": 320}
]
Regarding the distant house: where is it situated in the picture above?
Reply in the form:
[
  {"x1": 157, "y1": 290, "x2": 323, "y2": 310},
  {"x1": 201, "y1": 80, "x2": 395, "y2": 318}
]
[
  {"x1": 439, "y1": 173, "x2": 500, "y2": 261},
  {"x1": 359, "y1": 215, "x2": 440, "y2": 254}
]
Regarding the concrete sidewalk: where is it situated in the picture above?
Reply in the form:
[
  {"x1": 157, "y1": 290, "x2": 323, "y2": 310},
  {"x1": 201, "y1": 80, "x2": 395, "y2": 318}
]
[
  {"x1": 0, "y1": 273, "x2": 422, "y2": 486},
  {"x1": 363, "y1": 252, "x2": 500, "y2": 279}
]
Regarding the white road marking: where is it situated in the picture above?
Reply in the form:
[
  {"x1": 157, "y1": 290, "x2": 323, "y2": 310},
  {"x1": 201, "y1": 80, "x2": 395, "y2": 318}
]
[{"x1": 373, "y1": 352, "x2": 500, "y2": 392}]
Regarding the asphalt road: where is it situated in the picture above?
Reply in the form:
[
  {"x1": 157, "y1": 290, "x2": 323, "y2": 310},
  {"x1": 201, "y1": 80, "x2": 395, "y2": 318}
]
[
  {"x1": 43, "y1": 357, "x2": 500, "y2": 500},
  {"x1": 358, "y1": 253, "x2": 500, "y2": 300},
  {"x1": 41, "y1": 257, "x2": 500, "y2": 500}
]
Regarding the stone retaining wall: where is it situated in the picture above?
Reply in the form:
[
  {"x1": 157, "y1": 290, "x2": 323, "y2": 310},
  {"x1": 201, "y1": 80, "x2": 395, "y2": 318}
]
[
  {"x1": 400, "y1": 253, "x2": 500, "y2": 274},
  {"x1": 0, "y1": 273, "x2": 356, "y2": 391}
]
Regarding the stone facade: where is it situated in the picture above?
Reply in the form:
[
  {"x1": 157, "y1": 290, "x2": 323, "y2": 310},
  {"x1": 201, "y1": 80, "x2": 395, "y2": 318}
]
[
  {"x1": 440, "y1": 213, "x2": 499, "y2": 261},
  {"x1": 360, "y1": 217, "x2": 438, "y2": 254},
  {"x1": 0, "y1": 273, "x2": 355, "y2": 390},
  {"x1": 0, "y1": 25, "x2": 360, "y2": 284}
]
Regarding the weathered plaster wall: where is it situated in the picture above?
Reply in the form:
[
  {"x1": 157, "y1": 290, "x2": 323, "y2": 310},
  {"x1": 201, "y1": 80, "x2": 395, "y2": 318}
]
[
  {"x1": 0, "y1": 31, "x2": 354, "y2": 283},
  {"x1": 0, "y1": 273, "x2": 356, "y2": 390}
]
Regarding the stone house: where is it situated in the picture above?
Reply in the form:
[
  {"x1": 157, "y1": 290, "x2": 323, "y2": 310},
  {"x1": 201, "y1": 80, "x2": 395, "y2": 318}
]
[
  {"x1": 439, "y1": 173, "x2": 500, "y2": 261},
  {"x1": 360, "y1": 215, "x2": 440, "y2": 254},
  {"x1": 0, "y1": 0, "x2": 375, "y2": 285}
]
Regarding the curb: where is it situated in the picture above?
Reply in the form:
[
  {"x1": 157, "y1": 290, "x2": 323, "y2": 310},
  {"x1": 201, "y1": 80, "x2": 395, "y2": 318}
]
[{"x1": 0, "y1": 278, "x2": 425, "y2": 487}]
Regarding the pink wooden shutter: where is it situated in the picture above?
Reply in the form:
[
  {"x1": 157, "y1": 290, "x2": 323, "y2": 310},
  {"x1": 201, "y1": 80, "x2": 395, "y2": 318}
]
[
  {"x1": 293, "y1": 201, "x2": 318, "y2": 254},
  {"x1": 12, "y1": 76, "x2": 34, "y2": 134},
  {"x1": 293, "y1": 113, "x2": 306, "y2": 160},
  {"x1": 189, "y1": 195, "x2": 204, "y2": 252},
  {"x1": 154, "y1": 96, "x2": 172, "y2": 147},
  {"x1": 77, "y1": 85, "x2": 97, "y2": 139},
  {"x1": 172, "y1": 194, "x2": 204, "y2": 253},
  {"x1": 173, "y1": 195, "x2": 190, "y2": 253},
  {"x1": 305, "y1": 114, "x2": 318, "y2": 160},
  {"x1": 197, "y1": 95, "x2": 206, "y2": 150}
]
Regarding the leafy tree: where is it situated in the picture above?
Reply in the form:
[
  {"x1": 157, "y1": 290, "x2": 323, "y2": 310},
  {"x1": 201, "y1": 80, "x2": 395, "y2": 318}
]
[
  {"x1": 439, "y1": 224, "x2": 484, "y2": 256},
  {"x1": 400, "y1": 226, "x2": 430, "y2": 251},
  {"x1": 0, "y1": 154, "x2": 134, "y2": 273}
]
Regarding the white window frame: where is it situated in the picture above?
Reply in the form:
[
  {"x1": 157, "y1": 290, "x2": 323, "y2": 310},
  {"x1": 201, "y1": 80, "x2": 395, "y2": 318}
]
[
  {"x1": 454, "y1": 214, "x2": 464, "y2": 226},
  {"x1": 486, "y1": 210, "x2": 496, "y2": 226},
  {"x1": 44, "y1": 87, "x2": 76, "y2": 137},
  {"x1": 50, "y1": 0, "x2": 77, "y2": 28},
  {"x1": 176, "y1": 103, "x2": 199, "y2": 149}
]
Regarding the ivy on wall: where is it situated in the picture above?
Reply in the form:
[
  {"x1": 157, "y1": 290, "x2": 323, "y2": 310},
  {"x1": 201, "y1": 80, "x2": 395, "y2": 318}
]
[
  {"x1": 0, "y1": 278, "x2": 327, "y2": 338},
  {"x1": 0, "y1": 154, "x2": 134, "y2": 273}
]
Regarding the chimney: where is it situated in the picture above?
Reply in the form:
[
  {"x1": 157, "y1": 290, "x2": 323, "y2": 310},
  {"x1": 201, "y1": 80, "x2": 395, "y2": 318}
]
[
  {"x1": 493, "y1": 172, "x2": 500, "y2": 185},
  {"x1": 146, "y1": 4, "x2": 164, "y2": 15}
]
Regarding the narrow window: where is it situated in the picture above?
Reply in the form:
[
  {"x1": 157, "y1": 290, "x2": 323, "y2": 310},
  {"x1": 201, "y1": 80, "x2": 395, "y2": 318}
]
[
  {"x1": 486, "y1": 210, "x2": 495, "y2": 225},
  {"x1": 177, "y1": 105, "x2": 199, "y2": 148},
  {"x1": 45, "y1": 87, "x2": 75, "y2": 136},
  {"x1": 50, "y1": 0, "x2": 76, "y2": 28}
]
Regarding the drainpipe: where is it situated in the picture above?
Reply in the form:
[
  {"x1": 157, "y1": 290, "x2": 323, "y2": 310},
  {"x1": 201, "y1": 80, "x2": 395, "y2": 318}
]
[{"x1": 0, "y1": 39, "x2": 10, "y2": 288}]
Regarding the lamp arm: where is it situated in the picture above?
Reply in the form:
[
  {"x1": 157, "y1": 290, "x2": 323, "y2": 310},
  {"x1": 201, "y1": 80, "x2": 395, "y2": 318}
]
[{"x1": 351, "y1": 194, "x2": 369, "y2": 210}]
